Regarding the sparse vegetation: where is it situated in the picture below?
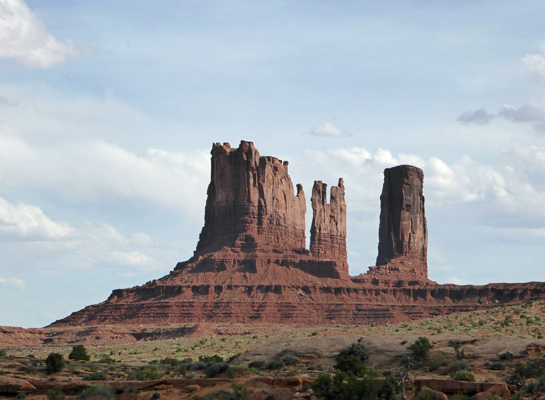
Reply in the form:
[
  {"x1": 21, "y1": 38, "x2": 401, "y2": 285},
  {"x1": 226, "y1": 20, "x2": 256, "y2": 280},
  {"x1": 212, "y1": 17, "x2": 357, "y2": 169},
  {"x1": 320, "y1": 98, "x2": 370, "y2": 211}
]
[
  {"x1": 69, "y1": 345, "x2": 90, "y2": 361},
  {"x1": 45, "y1": 352, "x2": 65, "y2": 374}
]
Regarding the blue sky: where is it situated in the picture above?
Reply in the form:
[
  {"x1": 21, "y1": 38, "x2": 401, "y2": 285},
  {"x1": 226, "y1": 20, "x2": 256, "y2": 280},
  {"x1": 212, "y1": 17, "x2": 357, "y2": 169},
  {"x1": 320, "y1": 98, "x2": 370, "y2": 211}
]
[{"x1": 1, "y1": 0, "x2": 545, "y2": 327}]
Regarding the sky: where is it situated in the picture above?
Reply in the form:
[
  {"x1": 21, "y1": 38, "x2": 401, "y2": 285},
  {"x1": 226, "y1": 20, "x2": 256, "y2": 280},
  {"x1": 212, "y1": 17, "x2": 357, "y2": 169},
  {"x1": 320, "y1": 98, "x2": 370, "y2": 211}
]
[{"x1": 1, "y1": 0, "x2": 545, "y2": 328}]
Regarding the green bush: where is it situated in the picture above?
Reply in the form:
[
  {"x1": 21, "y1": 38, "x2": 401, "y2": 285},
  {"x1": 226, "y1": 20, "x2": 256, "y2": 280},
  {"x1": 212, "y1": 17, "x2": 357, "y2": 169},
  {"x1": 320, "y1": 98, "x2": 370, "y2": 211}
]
[
  {"x1": 450, "y1": 370, "x2": 476, "y2": 382},
  {"x1": 98, "y1": 354, "x2": 116, "y2": 364},
  {"x1": 127, "y1": 365, "x2": 163, "y2": 381},
  {"x1": 408, "y1": 337, "x2": 433, "y2": 365},
  {"x1": 312, "y1": 370, "x2": 398, "y2": 400},
  {"x1": 197, "y1": 383, "x2": 250, "y2": 400},
  {"x1": 451, "y1": 393, "x2": 471, "y2": 400},
  {"x1": 69, "y1": 345, "x2": 90, "y2": 361},
  {"x1": 205, "y1": 362, "x2": 229, "y2": 378},
  {"x1": 0, "y1": 349, "x2": 6, "y2": 357},
  {"x1": 265, "y1": 359, "x2": 284, "y2": 370},
  {"x1": 78, "y1": 384, "x2": 116, "y2": 399},
  {"x1": 19, "y1": 365, "x2": 37, "y2": 375},
  {"x1": 84, "y1": 371, "x2": 109, "y2": 381},
  {"x1": 335, "y1": 342, "x2": 370, "y2": 376},
  {"x1": 248, "y1": 360, "x2": 265, "y2": 369},
  {"x1": 46, "y1": 353, "x2": 65, "y2": 374},
  {"x1": 448, "y1": 361, "x2": 471, "y2": 373},
  {"x1": 47, "y1": 388, "x2": 65, "y2": 400},
  {"x1": 505, "y1": 361, "x2": 545, "y2": 387}
]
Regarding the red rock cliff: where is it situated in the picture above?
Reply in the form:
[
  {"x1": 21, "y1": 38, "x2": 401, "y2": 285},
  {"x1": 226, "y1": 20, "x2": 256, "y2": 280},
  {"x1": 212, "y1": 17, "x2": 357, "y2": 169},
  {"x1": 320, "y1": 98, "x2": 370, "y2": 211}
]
[
  {"x1": 371, "y1": 165, "x2": 428, "y2": 279},
  {"x1": 310, "y1": 178, "x2": 348, "y2": 277},
  {"x1": 196, "y1": 141, "x2": 306, "y2": 254}
]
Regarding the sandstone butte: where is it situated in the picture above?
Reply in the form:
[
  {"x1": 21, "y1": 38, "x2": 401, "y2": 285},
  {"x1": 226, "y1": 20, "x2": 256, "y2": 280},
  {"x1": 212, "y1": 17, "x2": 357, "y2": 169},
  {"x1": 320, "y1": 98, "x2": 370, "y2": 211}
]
[{"x1": 52, "y1": 141, "x2": 545, "y2": 326}]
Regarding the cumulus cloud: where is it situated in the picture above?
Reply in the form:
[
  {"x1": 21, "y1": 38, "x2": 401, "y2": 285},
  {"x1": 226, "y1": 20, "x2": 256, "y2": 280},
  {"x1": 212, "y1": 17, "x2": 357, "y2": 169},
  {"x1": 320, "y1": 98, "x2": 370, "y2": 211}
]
[
  {"x1": 0, "y1": 197, "x2": 73, "y2": 240},
  {"x1": 457, "y1": 107, "x2": 495, "y2": 125},
  {"x1": 0, "y1": 0, "x2": 77, "y2": 68},
  {"x1": 307, "y1": 122, "x2": 352, "y2": 137},
  {"x1": 0, "y1": 277, "x2": 24, "y2": 288}
]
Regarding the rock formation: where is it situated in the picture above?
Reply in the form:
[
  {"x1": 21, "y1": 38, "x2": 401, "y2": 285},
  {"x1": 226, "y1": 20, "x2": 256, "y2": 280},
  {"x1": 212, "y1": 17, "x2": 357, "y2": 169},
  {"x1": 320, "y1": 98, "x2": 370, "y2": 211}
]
[
  {"x1": 370, "y1": 165, "x2": 428, "y2": 279},
  {"x1": 310, "y1": 179, "x2": 348, "y2": 277},
  {"x1": 195, "y1": 142, "x2": 306, "y2": 255},
  {"x1": 49, "y1": 141, "x2": 545, "y2": 327}
]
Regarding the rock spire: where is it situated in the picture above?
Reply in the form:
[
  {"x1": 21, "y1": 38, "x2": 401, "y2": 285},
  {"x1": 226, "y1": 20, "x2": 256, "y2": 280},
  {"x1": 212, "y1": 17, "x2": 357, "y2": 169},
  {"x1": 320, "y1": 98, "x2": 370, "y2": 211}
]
[
  {"x1": 373, "y1": 165, "x2": 428, "y2": 279},
  {"x1": 310, "y1": 178, "x2": 348, "y2": 277}
]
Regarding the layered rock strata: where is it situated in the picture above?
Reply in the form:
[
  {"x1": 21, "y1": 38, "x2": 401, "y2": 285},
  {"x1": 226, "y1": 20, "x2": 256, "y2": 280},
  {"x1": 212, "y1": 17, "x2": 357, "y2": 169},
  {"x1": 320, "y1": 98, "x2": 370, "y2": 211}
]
[
  {"x1": 310, "y1": 179, "x2": 348, "y2": 277},
  {"x1": 50, "y1": 141, "x2": 545, "y2": 327}
]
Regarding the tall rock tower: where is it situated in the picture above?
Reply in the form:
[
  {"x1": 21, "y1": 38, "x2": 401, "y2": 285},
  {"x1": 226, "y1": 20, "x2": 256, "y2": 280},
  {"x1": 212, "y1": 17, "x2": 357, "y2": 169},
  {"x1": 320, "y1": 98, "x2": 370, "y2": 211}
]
[
  {"x1": 310, "y1": 179, "x2": 348, "y2": 277},
  {"x1": 374, "y1": 165, "x2": 428, "y2": 279},
  {"x1": 196, "y1": 141, "x2": 307, "y2": 255}
]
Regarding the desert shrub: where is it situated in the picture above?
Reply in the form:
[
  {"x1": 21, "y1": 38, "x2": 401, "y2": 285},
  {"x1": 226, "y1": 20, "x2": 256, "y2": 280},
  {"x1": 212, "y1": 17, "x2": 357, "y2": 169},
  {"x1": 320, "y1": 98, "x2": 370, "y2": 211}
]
[
  {"x1": 47, "y1": 387, "x2": 65, "y2": 400},
  {"x1": 499, "y1": 351, "x2": 514, "y2": 361},
  {"x1": 505, "y1": 361, "x2": 545, "y2": 387},
  {"x1": 451, "y1": 394, "x2": 471, "y2": 400},
  {"x1": 408, "y1": 337, "x2": 433, "y2": 365},
  {"x1": 205, "y1": 362, "x2": 229, "y2": 378},
  {"x1": 151, "y1": 393, "x2": 161, "y2": 400},
  {"x1": 19, "y1": 365, "x2": 37, "y2": 374},
  {"x1": 15, "y1": 393, "x2": 28, "y2": 400},
  {"x1": 46, "y1": 353, "x2": 65, "y2": 374},
  {"x1": 415, "y1": 390, "x2": 444, "y2": 400},
  {"x1": 197, "y1": 383, "x2": 250, "y2": 400},
  {"x1": 335, "y1": 342, "x2": 370, "y2": 376},
  {"x1": 266, "y1": 359, "x2": 285, "y2": 370},
  {"x1": 425, "y1": 359, "x2": 441, "y2": 372},
  {"x1": 84, "y1": 371, "x2": 109, "y2": 381},
  {"x1": 78, "y1": 384, "x2": 116, "y2": 399},
  {"x1": 282, "y1": 355, "x2": 298, "y2": 366},
  {"x1": 192, "y1": 361, "x2": 207, "y2": 370},
  {"x1": 248, "y1": 360, "x2": 265, "y2": 369},
  {"x1": 450, "y1": 370, "x2": 476, "y2": 382},
  {"x1": 311, "y1": 370, "x2": 397, "y2": 400},
  {"x1": 69, "y1": 345, "x2": 90, "y2": 361},
  {"x1": 0, "y1": 349, "x2": 6, "y2": 357},
  {"x1": 199, "y1": 354, "x2": 224, "y2": 364},
  {"x1": 448, "y1": 360, "x2": 471, "y2": 373},
  {"x1": 487, "y1": 362, "x2": 506, "y2": 371},
  {"x1": 227, "y1": 353, "x2": 242, "y2": 363},
  {"x1": 127, "y1": 365, "x2": 162, "y2": 381},
  {"x1": 98, "y1": 354, "x2": 116, "y2": 364}
]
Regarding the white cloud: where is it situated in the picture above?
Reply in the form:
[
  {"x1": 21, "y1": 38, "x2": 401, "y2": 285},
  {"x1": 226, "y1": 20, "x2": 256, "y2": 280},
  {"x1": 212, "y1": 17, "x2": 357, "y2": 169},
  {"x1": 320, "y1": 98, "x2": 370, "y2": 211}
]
[
  {"x1": 0, "y1": 277, "x2": 25, "y2": 288},
  {"x1": 0, "y1": 134, "x2": 210, "y2": 216},
  {"x1": 523, "y1": 53, "x2": 545, "y2": 80},
  {"x1": 110, "y1": 250, "x2": 157, "y2": 270},
  {"x1": 0, "y1": 197, "x2": 73, "y2": 240},
  {"x1": 457, "y1": 107, "x2": 495, "y2": 125},
  {"x1": 307, "y1": 122, "x2": 352, "y2": 137},
  {"x1": 0, "y1": 0, "x2": 77, "y2": 68}
]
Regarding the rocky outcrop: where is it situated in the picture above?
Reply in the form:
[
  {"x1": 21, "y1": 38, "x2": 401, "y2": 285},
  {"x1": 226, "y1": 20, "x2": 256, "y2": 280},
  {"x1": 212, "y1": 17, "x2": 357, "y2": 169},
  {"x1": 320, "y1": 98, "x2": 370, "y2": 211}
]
[
  {"x1": 310, "y1": 179, "x2": 348, "y2": 277},
  {"x1": 371, "y1": 165, "x2": 427, "y2": 279},
  {"x1": 48, "y1": 141, "x2": 545, "y2": 327},
  {"x1": 196, "y1": 141, "x2": 306, "y2": 255}
]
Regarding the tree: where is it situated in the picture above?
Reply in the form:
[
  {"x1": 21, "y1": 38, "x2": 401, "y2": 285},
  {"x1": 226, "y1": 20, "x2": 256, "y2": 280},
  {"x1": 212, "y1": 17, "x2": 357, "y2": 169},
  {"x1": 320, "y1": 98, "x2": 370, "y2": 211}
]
[
  {"x1": 408, "y1": 337, "x2": 433, "y2": 365},
  {"x1": 68, "y1": 345, "x2": 90, "y2": 361},
  {"x1": 45, "y1": 353, "x2": 65, "y2": 374}
]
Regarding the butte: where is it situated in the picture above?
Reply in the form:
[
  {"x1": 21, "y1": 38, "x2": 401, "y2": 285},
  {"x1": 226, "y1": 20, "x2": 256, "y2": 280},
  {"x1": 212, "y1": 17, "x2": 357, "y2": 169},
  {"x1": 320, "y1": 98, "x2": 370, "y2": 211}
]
[{"x1": 52, "y1": 141, "x2": 545, "y2": 326}]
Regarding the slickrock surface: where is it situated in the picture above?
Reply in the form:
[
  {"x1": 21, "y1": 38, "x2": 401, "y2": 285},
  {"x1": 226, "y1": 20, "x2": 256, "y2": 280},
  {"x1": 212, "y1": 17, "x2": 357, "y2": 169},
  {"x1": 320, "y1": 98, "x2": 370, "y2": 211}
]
[{"x1": 48, "y1": 141, "x2": 545, "y2": 327}]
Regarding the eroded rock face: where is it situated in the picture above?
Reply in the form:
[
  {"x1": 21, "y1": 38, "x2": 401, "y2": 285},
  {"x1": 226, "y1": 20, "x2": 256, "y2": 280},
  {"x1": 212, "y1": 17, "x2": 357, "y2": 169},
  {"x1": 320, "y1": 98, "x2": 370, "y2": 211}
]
[
  {"x1": 48, "y1": 141, "x2": 545, "y2": 328},
  {"x1": 196, "y1": 141, "x2": 306, "y2": 254},
  {"x1": 310, "y1": 179, "x2": 348, "y2": 277},
  {"x1": 372, "y1": 165, "x2": 428, "y2": 279}
]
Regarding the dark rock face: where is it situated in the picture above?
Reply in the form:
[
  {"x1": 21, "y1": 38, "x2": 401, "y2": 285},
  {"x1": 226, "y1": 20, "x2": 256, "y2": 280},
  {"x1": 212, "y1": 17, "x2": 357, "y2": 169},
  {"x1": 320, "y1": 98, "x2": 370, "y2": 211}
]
[
  {"x1": 196, "y1": 142, "x2": 306, "y2": 255},
  {"x1": 372, "y1": 165, "x2": 427, "y2": 279},
  {"x1": 310, "y1": 179, "x2": 348, "y2": 277},
  {"x1": 49, "y1": 141, "x2": 545, "y2": 328}
]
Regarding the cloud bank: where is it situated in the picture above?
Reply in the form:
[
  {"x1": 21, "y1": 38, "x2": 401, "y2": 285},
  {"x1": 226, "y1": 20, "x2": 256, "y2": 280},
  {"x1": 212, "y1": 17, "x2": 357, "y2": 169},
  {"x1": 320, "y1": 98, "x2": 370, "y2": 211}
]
[{"x1": 0, "y1": 0, "x2": 77, "y2": 68}]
